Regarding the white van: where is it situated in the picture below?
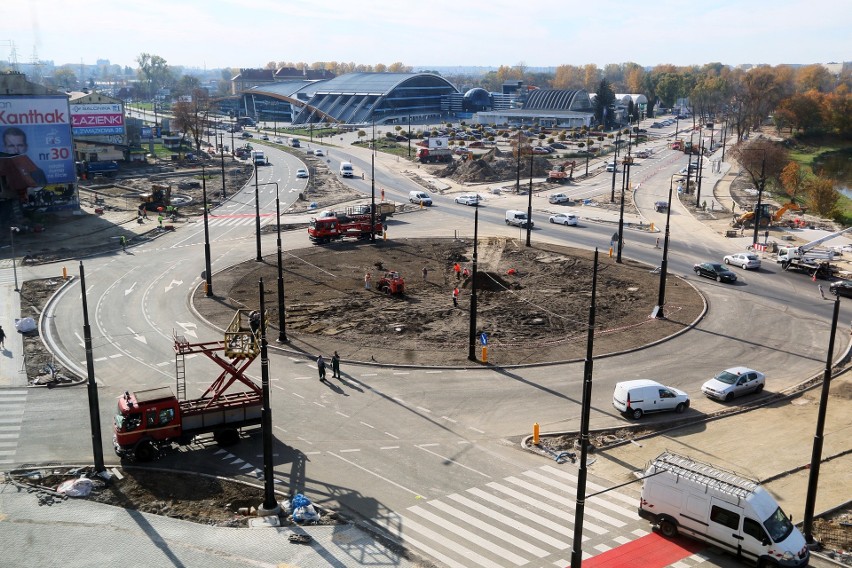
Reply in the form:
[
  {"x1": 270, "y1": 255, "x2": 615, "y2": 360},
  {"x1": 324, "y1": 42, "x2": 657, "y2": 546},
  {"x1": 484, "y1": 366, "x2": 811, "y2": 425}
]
[
  {"x1": 611, "y1": 379, "x2": 689, "y2": 419},
  {"x1": 606, "y1": 162, "x2": 617, "y2": 172},
  {"x1": 409, "y1": 191, "x2": 432, "y2": 206},
  {"x1": 505, "y1": 209, "x2": 533, "y2": 228},
  {"x1": 640, "y1": 452, "x2": 809, "y2": 567},
  {"x1": 339, "y1": 162, "x2": 355, "y2": 177}
]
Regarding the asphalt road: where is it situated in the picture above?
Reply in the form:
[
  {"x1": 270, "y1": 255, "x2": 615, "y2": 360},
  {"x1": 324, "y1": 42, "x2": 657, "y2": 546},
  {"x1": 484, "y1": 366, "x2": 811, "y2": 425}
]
[{"x1": 7, "y1": 123, "x2": 849, "y2": 568}]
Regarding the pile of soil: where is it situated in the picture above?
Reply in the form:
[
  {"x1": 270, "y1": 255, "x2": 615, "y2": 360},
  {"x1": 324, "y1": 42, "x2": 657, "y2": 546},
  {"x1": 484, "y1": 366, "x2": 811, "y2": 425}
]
[
  {"x1": 194, "y1": 237, "x2": 703, "y2": 366},
  {"x1": 439, "y1": 152, "x2": 554, "y2": 184}
]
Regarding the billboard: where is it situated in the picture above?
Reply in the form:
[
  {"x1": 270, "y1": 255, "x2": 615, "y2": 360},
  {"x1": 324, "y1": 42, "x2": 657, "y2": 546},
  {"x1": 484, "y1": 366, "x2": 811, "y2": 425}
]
[
  {"x1": 0, "y1": 95, "x2": 75, "y2": 185},
  {"x1": 70, "y1": 102, "x2": 125, "y2": 136}
]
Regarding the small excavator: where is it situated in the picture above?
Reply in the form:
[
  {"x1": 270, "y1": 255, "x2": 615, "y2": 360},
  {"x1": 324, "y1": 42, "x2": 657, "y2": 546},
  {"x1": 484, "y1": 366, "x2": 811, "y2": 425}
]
[
  {"x1": 547, "y1": 161, "x2": 577, "y2": 184},
  {"x1": 732, "y1": 202, "x2": 803, "y2": 229}
]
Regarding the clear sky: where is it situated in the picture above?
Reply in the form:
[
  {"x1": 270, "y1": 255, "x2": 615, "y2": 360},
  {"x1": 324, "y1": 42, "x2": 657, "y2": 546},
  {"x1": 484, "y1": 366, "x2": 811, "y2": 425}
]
[{"x1": 4, "y1": 0, "x2": 849, "y2": 71}]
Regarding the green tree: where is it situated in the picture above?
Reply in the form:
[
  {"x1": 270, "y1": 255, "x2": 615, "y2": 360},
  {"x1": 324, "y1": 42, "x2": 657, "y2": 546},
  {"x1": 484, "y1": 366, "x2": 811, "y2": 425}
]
[
  {"x1": 136, "y1": 53, "x2": 172, "y2": 99},
  {"x1": 593, "y1": 79, "x2": 616, "y2": 128}
]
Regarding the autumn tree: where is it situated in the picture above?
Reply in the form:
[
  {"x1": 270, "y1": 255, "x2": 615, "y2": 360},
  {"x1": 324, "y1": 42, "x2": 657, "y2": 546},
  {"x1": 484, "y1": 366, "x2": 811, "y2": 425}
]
[
  {"x1": 795, "y1": 64, "x2": 835, "y2": 93},
  {"x1": 804, "y1": 176, "x2": 839, "y2": 217},
  {"x1": 553, "y1": 65, "x2": 583, "y2": 90},
  {"x1": 171, "y1": 89, "x2": 212, "y2": 152},
  {"x1": 582, "y1": 64, "x2": 601, "y2": 92},
  {"x1": 779, "y1": 162, "x2": 805, "y2": 201},
  {"x1": 822, "y1": 86, "x2": 852, "y2": 137},
  {"x1": 730, "y1": 139, "x2": 790, "y2": 191}
]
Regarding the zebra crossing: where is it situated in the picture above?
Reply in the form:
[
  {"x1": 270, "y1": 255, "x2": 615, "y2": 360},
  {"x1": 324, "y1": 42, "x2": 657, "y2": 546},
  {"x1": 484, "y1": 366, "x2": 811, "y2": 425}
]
[
  {"x1": 0, "y1": 389, "x2": 27, "y2": 467},
  {"x1": 376, "y1": 463, "x2": 710, "y2": 568},
  {"x1": 206, "y1": 214, "x2": 278, "y2": 229}
]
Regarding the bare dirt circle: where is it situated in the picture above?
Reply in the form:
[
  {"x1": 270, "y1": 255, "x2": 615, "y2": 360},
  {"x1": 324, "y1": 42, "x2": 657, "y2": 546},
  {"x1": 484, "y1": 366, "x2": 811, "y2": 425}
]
[{"x1": 194, "y1": 237, "x2": 703, "y2": 366}]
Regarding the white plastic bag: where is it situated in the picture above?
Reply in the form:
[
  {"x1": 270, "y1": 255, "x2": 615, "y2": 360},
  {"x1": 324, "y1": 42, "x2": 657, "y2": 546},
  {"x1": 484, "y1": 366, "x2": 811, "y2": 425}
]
[
  {"x1": 15, "y1": 318, "x2": 36, "y2": 333},
  {"x1": 56, "y1": 477, "x2": 94, "y2": 497},
  {"x1": 293, "y1": 504, "x2": 319, "y2": 523}
]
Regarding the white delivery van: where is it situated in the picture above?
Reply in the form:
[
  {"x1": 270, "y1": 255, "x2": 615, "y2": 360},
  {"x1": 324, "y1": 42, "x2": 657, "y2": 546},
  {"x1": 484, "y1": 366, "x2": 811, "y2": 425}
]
[
  {"x1": 640, "y1": 452, "x2": 809, "y2": 567},
  {"x1": 339, "y1": 162, "x2": 355, "y2": 177},
  {"x1": 409, "y1": 191, "x2": 432, "y2": 206},
  {"x1": 505, "y1": 209, "x2": 533, "y2": 228},
  {"x1": 612, "y1": 379, "x2": 689, "y2": 419}
]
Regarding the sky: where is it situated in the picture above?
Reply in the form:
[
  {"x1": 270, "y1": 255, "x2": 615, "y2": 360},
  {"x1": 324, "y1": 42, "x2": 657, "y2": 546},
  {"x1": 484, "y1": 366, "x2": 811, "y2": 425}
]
[{"x1": 3, "y1": 0, "x2": 850, "y2": 71}]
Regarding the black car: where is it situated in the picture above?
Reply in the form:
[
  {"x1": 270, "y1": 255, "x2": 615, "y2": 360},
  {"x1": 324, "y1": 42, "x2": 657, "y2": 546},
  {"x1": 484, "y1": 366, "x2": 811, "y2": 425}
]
[
  {"x1": 829, "y1": 280, "x2": 852, "y2": 298},
  {"x1": 693, "y1": 262, "x2": 737, "y2": 283},
  {"x1": 549, "y1": 142, "x2": 567, "y2": 149}
]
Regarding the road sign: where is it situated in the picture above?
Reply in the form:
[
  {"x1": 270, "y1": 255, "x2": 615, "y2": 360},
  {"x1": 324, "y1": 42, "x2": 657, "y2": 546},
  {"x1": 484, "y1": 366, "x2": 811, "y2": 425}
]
[{"x1": 480, "y1": 333, "x2": 488, "y2": 346}]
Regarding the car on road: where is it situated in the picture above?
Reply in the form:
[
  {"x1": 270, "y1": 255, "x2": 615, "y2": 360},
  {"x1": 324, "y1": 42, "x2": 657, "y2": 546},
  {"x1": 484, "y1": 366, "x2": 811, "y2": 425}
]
[
  {"x1": 295, "y1": 168, "x2": 309, "y2": 179},
  {"x1": 724, "y1": 252, "x2": 761, "y2": 270},
  {"x1": 654, "y1": 201, "x2": 669, "y2": 212},
  {"x1": 549, "y1": 213, "x2": 578, "y2": 226},
  {"x1": 241, "y1": 132, "x2": 253, "y2": 139},
  {"x1": 635, "y1": 150, "x2": 650, "y2": 158},
  {"x1": 274, "y1": 138, "x2": 284, "y2": 144},
  {"x1": 454, "y1": 147, "x2": 472, "y2": 155},
  {"x1": 693, "y1": 262, "x2": 737, "y2": 283},
  {"x1": 606, "y1": 162, "x2": 617, "y2": 172},
  {"x1": 549, "y1": 193, "x2": 572, "y2": 204},
  {"x1": 455, "y1": 193, "x2": 481, "y2": 206},
  {"x1": 829, "y1": 280, "x2": 852, "y2": 297},
  {"x1": 701, "y1": 367, "x2": 765, "y2": 401},
  {"x1": 313, "y1": 149, "x2": 325, "y2": 157},
  {"x1": 261, "y1": 134, "x2": 269, "y2": 141}
]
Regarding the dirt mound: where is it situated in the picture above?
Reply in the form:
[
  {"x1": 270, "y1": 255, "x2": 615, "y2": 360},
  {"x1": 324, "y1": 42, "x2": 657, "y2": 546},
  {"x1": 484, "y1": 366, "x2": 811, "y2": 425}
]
[
  {"x1": 194, "y1": 237, "x2": 703, "y2": 366},
  {"x1": 442, "y1": 153, "x2": 554, "y2": 184}
]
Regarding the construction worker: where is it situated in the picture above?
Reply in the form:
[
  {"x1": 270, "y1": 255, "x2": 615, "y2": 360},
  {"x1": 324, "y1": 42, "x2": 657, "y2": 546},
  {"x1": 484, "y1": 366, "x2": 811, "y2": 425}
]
[
  {"x1": 317, "y1": 355, "x2": 327, "y2": 382},
  {"x1": 452, "y1": 286, "x2": 459, "y2": 307},
  {"x1": 120, "y1": 236, "x2": 127, "y2": 251},
  {"x1": 364, "y1": 271, "x2": 372, "y2": 290},
  {"x1": 331, "y1": 351, "x2": 341, "y2": 379},
  {"x1": 453, "y1": 262, "x2": 461, "y2": 280},
  {"x1": 422, "y1": 266, "x2": 428, "y2": 281}
]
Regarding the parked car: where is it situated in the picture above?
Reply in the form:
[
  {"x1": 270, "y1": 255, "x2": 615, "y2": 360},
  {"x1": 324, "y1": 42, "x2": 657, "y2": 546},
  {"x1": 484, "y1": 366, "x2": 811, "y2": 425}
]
[
  {"x1": 829, "y1": 280, "x2": 852, "y2": 297},
  {"x1": 295, "y1": 168, "x2": 309, "y2": 179},
  {"x1": 701, "y1": 367, "x2": 765, "y2": 401},
  {"x1": 532, "y1": 146, "x2": 550, "y2": 154},
  {"x1": 549, "y1": 213, "x2": 578, "y2": 226},
  {"x1": 723, "y1": 252, "x2": 761, "y2": 270},
  {"x1": 455, "y1": 193, "x2": 481, "y2": 206},
  {"x1": 693, "y1": 262, "x2": 737, "y2": 283},
  {"x1": 454, "y1": 147, "x2": 472, "y2": 155},
  {"x1": 612, "y1": 379, "x2": 690, "y2": 420},
  {"x1": 549, "y1": 193, "x2": 572, "y2": 204},
  {"x1": 651, "y1": 122, "x2": 663, "y2": 128},
  {"x1": 468, "y1": 141, "x2": 484, "y2": 148},
  {"x1": 549, "y1": 142, "x2": 567, "y2": 150}
]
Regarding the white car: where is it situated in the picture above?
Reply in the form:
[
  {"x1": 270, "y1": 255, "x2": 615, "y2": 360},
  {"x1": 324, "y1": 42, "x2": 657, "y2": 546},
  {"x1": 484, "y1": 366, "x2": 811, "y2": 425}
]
[
  {"x1": 549, "y1": 193, "x2": 572, "y2": 204},
  {"x1": 455, "y1": 193, "x2": 481, "y2": 206},
  {"x1": 313, "y1": 149, "x2": 325, "y2": 157},
  {"x1": 274, "y1": 138, "x2": 284, "y2": 144},
  {"x1": 702, "y1": 367, "x2": 765, "y2": 402},
  {"x1": 549, "y1": 213, "x2": 578, "y2": 226},
  {"x1": 295, "y1": 168, "x2": 309, "y2": 179},
  {"x1": 723, "y1": 252, "x2": 761, "y2": 270}
]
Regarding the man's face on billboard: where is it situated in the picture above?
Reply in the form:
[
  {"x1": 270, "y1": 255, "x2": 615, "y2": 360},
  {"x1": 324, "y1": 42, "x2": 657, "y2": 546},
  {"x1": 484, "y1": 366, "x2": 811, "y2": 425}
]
[{"x1": 4, "y1": 133, "x2": 27, "y2": 154}]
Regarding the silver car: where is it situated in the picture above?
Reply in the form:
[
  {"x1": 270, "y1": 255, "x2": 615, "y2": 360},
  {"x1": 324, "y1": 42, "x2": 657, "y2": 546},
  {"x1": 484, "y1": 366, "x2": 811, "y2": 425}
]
[
  {"x1": 702, "y1": 367, "x2": 765, "y2": 402},
  {"x1": 724, "y1": 252, "x2": 761, "y2": 270}
]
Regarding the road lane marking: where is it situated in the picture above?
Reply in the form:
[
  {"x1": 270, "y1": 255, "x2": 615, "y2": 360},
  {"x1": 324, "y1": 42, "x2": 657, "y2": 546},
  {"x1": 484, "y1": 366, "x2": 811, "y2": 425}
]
[
  {"x1": 359, "y1": 421, "x2": 375, "y2": 429},
  {"x1": 328, "y1": 451, "x2": 424, "y2": 498},
  {"x1": 335, "y1": 411, "x2": 350, "y2": 418},
  {"x1": 416, "y1": 406, "x2": 431, "y2": 413},
  {"x1": 384, "y1": 432, "x2": 399, "y2": 439},
  {"x1": 380, "y1": 446, "x2": 399, "y2": 450},
  {"x1": 416, "y1": 445, "x2": 491, "y2": 478},
  {"x1": 339, "y1": 449, "x2": 360, "y2": 453}
]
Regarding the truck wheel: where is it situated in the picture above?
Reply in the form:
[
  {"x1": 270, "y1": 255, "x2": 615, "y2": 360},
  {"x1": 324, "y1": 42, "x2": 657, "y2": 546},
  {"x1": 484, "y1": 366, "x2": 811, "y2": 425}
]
[
  {"x1": 134, "y1": 441, "x2": 156, "y2": 462},
  {"x1": 631, "y1": 408, "x2": 643, "y2": 420},
  {"x1": 214, "y1": 428, "x2": 239, "y2": 447},
  {"x1": 659, "y1": 519, "x2": 678, "y2": 538}
]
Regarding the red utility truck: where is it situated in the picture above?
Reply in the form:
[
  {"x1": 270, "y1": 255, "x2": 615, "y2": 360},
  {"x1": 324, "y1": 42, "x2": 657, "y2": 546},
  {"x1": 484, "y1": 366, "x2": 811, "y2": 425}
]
[
  {"x1": 308, "y1": 213, "x2": 383, "y2": 244},
  {"x1": 113, "y1": 311, "x2": 265, "y2": 461}
]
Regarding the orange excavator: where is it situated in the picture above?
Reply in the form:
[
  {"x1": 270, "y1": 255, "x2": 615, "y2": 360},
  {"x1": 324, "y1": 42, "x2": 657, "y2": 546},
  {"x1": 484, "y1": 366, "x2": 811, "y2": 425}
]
[
  {"x1": 547, "y1": 161, "x2": 577, "y2": 184},
  {"x1": 773, "y1": 202, "x2": 802, "y2": 222}
]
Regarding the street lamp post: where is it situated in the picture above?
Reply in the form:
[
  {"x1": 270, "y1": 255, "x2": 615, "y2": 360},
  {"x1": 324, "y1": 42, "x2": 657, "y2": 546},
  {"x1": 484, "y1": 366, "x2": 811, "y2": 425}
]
[
  {"x1": 610, "y1": 132, "x2": 621, "y2": 203},
  {"x1": 751, "y1": 153, "x2": 767, "y2": 247},
  {"x1": 219, "y1": 133, "x2": 227, "y2": 200},
  {"x1": 408, "y1": 114, "x2": 412, "y2": 159},
  {"x1": 274, "y1": 184, "x2": 288, "y2": 343},
  {"x1": 695, "y1": 129, "x2": 704, "y2": 207},
  {"x1": 467, "y1": 204, "x2": 479, "y2": 361},
  {"x1": 616, "y1": 159, "x2": 631, "y2": 264},
  {"x1": 515, "y1": 129, "x2": 522, "y2": 193},
  {"x1": 254, "y1": 165, "x2": 262, "y2": 261},
  {"x1": 370, "y1": 154, "x2": 376, "y2": 243},
  {"x1": 526, "y1": 150, "x2": 533, "y2": 247},
  {"x1": 652, "y1": 175, "x2": 679, "y2": 319},
  {"x1": 10, "y1": 226, "x2": 20, "y2": 292},
  {"x1": 201, "y1": 165, "x2": 213, "y2": 297}
]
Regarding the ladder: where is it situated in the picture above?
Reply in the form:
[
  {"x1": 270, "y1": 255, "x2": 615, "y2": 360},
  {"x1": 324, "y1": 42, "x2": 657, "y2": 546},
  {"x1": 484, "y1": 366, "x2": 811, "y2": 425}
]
[{"x1": 174, "y1": 335, "x2": 187, "y2": 401}]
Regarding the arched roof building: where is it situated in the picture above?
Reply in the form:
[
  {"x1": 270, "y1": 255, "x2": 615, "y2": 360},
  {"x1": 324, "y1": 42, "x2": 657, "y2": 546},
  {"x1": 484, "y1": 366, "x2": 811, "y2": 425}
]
[{"x1": 243, "y1": 72, "x2": 459, "y2": 125}]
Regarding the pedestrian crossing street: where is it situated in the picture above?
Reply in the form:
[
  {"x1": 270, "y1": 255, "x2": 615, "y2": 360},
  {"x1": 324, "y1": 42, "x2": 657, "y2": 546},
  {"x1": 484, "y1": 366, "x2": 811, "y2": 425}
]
[
  {"x1": 376, "y1": 463, "x2": 712, "y2": 568},
  {"x1": 0, "y1": 389, "x2": 26, "y2": 467}
]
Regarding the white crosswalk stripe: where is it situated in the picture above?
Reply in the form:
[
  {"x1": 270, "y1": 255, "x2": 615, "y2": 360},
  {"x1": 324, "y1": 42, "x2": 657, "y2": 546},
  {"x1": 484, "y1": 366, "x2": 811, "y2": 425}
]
[
  {"x1": 0, "y1": 389, "x2": 26, "y2": 465},
  {"x1": 380, "y1": 464, "x2": 646, "y2": 568}
]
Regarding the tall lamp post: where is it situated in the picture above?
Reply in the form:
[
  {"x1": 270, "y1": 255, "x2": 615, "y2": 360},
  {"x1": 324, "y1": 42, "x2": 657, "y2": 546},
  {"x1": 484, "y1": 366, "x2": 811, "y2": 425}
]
[
  {"x1": 10, "y1": 226, "x2": 20, "y2": 292},
  {"x1": 219, "y1": 133, "x2": 227, "y2": 200},
  {"x1": 610, "y1": 132, "x2": 621, "y2": 203},
  {"x1": 254, "y1": 165, "x2": 262, "y2": 261},
  {"x1": 273, "y1": 183, "x2": 288, "y2": 343},
  {"x1": 467, "y1": 203, "x2": 479, "y2": 361},
  {"x1": 201, "y1": 164, "x2": 213, "y2": 297},
  {"x1": 407, "y1": 114, "x2": 412, "y2": 159},
  {"x1": 652, "y1": 175, "x2": 680, "y2": 319},
  {"x1": 749, "y1": 150, "x2": 767, "y2": 247},
  {"x1": 616, "y1": 157, "x2": 631, "y2": 264},
  {"x1": 526, "y1": 150, "x2": 533, "y2": 247}
]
